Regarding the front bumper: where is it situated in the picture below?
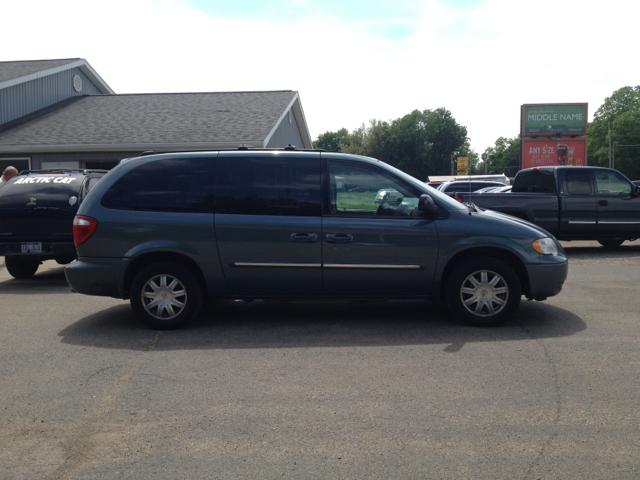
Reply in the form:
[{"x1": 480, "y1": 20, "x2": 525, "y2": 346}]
[
  {"x1": 65, "y1": 257, "x2": 130, "y2": 299},
  {"x1": 525, "y1": 258, "x2": 569, "y2": 300}
]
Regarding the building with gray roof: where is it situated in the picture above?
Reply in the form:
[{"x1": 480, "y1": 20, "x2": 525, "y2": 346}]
[{"x1": 0, "y1": 59, "x2": 312, "y2": 172}]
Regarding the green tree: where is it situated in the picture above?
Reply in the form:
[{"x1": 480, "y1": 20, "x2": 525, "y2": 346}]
[
  {"x1": 592, "y1": 86, "x2": 640, "y2": 124},
  {"x1": 339, "y1": 120, "x2": 389, "y2": 158},
  {"x1": 588, "y1": 86, "x2": 640, "y2": 179},
  {"x1": 609, "y1": 110, "x2": 640, "y2": 179},
  {"x1": 481, "y1": 137, "x2": 521, "y2": 176},
  {"x1": 313, "y1": 128, "x2": 350, "y2": 152},
  {"x1": 383, "y1": 108, "x2": 468, "y2": 179},
  {"x1": 312, "y1": 108, "x2": 469, "y2": 180}
]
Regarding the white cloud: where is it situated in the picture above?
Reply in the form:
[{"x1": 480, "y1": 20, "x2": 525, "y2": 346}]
[{"x1": 3, "y1": 0, "x2": 639, "y2": 154}]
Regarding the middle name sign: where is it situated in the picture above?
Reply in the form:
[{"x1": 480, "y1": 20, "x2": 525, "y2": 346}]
[
  {"x1": 521, "y1": 138, "x2": 587, "y2": 169},
  {"x1": 521, "y1": 103, "x2": 588, "y2": 136}
]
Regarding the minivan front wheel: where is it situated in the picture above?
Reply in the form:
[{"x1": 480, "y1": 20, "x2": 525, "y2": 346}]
[
  {"x1": 130, "y1": 262, "x2": 203, "y2": 330},
  {"x1": 446, "y1": 257, "x2": 521, "y2": 327},
  {"x1": 5, "y1": 257, "x2": 40, "y2": 279}
]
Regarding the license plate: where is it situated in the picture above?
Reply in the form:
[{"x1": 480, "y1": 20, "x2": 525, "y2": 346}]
[{"x1": 21, "y1": 242, "x2": 42, "y2": 254}]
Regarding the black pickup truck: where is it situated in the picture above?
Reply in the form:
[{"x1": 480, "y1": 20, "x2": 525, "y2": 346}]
[
  {"x1": 0, "y1": 169, "x2": 107, "y2": 278},
  {"x1": 458, "y1": 166, "x2": 640, "y2": 247}
]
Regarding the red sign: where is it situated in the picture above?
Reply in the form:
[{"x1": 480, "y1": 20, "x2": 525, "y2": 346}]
[{"x1": 521, "y1": 138, "x2": 587, "y2": 169}]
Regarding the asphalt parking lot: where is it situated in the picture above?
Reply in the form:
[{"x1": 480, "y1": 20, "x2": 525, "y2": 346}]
[{"x1": 1, "y1": 241, "x2": 639, "y2": 479}]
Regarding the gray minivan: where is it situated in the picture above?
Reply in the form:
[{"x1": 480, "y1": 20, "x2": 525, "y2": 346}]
[{"x1": 65, "y1": 149, "x2": 568, "y2": 329}]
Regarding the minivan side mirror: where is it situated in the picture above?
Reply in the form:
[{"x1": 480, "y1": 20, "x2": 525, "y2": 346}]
[{"x1": 418, "y1": 194, "x2": 440, "y2": 216}]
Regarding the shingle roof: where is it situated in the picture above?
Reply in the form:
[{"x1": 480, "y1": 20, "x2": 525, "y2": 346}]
[
  {"x1": 0, "y1": 59, "x2": 81, "y2": 83},
  {"x1": 0, "y1": 91, "x2": 304, "y2": 149}
]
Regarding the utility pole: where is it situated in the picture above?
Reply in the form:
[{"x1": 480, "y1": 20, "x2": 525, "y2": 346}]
[
  {"x1": 612, "y1": 142, "x2": 615, "y2": 170},
  {"x1": 450, "y1": 151, "x2": 459, "y2": 176},
  {"x1": 608, "y1": 122, "x2": 612, "y2": 168}
]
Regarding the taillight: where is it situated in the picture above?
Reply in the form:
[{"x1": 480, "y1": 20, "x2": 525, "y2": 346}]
[
  {"x1": 453, "y1": 193, "x2": 463, "y2": 203},
  {"x1": 73, "y1": 216, "x2": 98, "y2": 247}
]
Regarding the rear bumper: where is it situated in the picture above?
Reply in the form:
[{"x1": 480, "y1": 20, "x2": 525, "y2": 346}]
[
  {"x1": 526, "y1": 259, "x2": 569, "y2": 300},
  {"x1": 1, "y1": 241, "x2": 76, "y2": 260},
  {"x1": 65, "y1": 257, "x2": 130, "y2": 299}
]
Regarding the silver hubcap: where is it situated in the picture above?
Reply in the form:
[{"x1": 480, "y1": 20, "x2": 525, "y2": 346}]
[
  {"x1": 460, "y1": 269, "x2": 508, "y2": 317},
  {"x1": 141, "y1": 274, "x2": 187, "y2": 320}
]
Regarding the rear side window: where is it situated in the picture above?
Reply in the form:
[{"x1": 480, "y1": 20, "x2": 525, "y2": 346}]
[
  {"x1": 0, "y1": 175, "x2": 82, "y2": 208},
  {"x1": 216, "y1": 157, "x2": 321, "y2": 216},
  {"x1": 101, "y1": 157, "x2": 215, "y2": 213},
  {"x1": 512, "y1": 170, "x2": 557, "y2": 193},
  {"x1": 565, "y1": 170, "x2": 592, "y2": 195}
]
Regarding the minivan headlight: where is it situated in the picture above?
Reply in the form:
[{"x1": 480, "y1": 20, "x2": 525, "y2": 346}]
[{"x1": 532, "y1": 237, "x2": 558, "y2": 255}]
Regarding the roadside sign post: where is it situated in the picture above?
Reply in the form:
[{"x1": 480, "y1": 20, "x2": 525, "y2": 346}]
[{"x1": 456, "y1": 157, "x2": 469, "y2": 176}]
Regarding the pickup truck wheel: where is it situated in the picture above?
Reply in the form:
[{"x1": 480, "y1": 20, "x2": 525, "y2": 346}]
[
  {"x1": 446, "y1": 257, "x2": 521, "y2": 327},
  {"x1": 5, "y1": 257, "x2": 40, "y2": 279},
  {"x1": 130, "y1": 262, "x2": 203, "y2": 330},
  {"x1": 598, "y1": 239, "x2": 624, "y2": 248}
]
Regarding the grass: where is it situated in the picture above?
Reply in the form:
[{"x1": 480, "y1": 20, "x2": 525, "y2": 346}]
[{"x1": 336, "y1": 192, "x2": 377, "y2": 211}]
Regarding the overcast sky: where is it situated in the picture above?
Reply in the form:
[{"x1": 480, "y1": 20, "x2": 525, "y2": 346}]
[{"x1": 5, "y1": 0, "x2": 639, "y2": 155}]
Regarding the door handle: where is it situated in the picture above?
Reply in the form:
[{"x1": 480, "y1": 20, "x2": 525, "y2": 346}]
[
  {"x1": 290, "y1": 233, "x2": 318, "y2": 243},
  {"x1": 326, "y1": 233, "x2": 353, "y2": 244},
  {"x1": 598, "y1": 200, "x2": 608, "y2": 206}
]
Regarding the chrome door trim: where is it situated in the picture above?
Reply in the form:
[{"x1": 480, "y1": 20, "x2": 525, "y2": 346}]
[
  {"x1": 229, "y1": 262, "x2": 321, "y2": 268},
  {"x1": 324, "y1": 263, "x2": 425, "y2": 270},
  {"x1": 229, "y1": 262, "x2": 424, "y2": 269},
  {"x1": 597, "y1": 220, "x2": 640, "y2": 224}
]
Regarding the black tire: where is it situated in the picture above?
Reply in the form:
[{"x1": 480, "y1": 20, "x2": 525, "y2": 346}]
[
  {"x1": 5, "y1": 257, "x2": 40, "y2": 279},
  {"x1": 445, "y1": 256, "x2": 522, "y2": 327},
  {"x1": 598, "y1": 239, "x2": 624, "y2": 248},
  {"x1": 130, "y1": 262, "x2": 203, "y2": 330}
]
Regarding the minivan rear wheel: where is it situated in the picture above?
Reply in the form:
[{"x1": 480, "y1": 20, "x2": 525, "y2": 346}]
[
  {"x1": 130, "y1": 262, "x2": 203, "y2": 330},
  {"x1": 5, "y1": 257, "x2": 40, "y2": 279},
  {"x1": 445, "y1": 257, "x2": 521, "y2": 327}
]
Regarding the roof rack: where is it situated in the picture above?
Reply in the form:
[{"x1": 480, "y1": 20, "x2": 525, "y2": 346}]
[
  {"x1": 138, "y1": 145, "x2": 327, "y2": 156},
  {"x1": 17, "y1": 169, "x2": 109, "y2": 175}
]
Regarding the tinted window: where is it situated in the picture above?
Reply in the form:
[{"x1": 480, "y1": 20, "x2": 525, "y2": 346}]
[
  {"x1": 101, "y1": 157, "x2": 215, "y2": 213},
  {"x1": 595, "y1": 171, "x2": 633, "y2": 195},
  {"x1": 216, "y1": 157, "x2": 321, "y2": 216},
  {"x1": 565, "y1": 170, "x2": 592, "y2": 195},
  {"x1": 0, "y1": 175, "x2": 83, "y2": 208},
  {"x1": 329, "y1": 161, "x2": 422, "y2": 217},
  {"x1": 512, "y1": 170, "x2": 557, "y2": 193}
]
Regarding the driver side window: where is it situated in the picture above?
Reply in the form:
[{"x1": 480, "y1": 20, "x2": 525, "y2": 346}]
[
  {"x1": 595, "y1": 171, "x2": 632, "y2": 196},
  {"x1": 328, "y1": 161, "x2": 421, "y2": 217}
]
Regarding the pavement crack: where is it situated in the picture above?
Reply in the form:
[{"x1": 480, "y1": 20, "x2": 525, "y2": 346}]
[
  {"x1": 519, "y1": 323, "x2": 562, "y2": 480},
  {"x1": 45, "y1": 332, "x2": 163, "y2": 480}
]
